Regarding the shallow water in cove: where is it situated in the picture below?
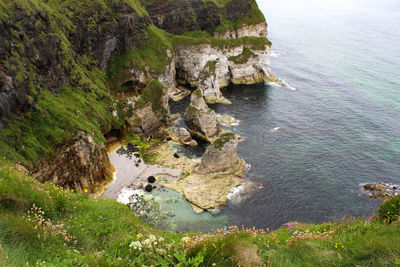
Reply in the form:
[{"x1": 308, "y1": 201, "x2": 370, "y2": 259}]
[{"x1": 166, "y1": 0, "x2": 400, "y2": 231}]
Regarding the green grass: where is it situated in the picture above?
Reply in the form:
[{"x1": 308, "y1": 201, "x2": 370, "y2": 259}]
[
  {"x1": 2, "y1": 1, "x2": 398, "y2": 265},
  {"x1": 228, "y1": 47, "x2": 257, "y2": 64},
  {"x1": 107, "y1": 25, "x2": 174, "y2": 89},
  {"x1": 1, "y1": 162, "x2": 400, "y2": 266},
  {"x1": 135, "y1": 79, "x2": 168, "y2": 114}
]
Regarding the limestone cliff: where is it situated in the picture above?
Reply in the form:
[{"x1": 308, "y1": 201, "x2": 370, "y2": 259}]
[{"x1": 176, "y1": 43, "x2": 272, "y2": 103}]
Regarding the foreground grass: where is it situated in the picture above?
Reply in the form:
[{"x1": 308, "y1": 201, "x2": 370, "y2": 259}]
[{"x1": 1, "y1": 162, "x2": 400, "y2": 266}]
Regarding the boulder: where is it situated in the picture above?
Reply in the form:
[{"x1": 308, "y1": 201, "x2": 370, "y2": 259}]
[
  {"x1": 34, "y1": 131, "x2": 113, "y2": 193},
  {"x1": 362, "y1": 183, "x2": 398, "y2": 199},
  {"x1": 179, "y1": 127, "x2": 198, "y2": 146},
  {"x1": 184, "y1": 89, "x2": 220, "y2": 142},
  {"x1": 196, "y1": 132, "x2": 242, "y2": 175}
]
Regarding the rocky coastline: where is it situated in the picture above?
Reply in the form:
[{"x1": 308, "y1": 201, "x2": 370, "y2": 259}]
[{"x1": 0, "y1": 0, "x2": 272, "y2": 226}]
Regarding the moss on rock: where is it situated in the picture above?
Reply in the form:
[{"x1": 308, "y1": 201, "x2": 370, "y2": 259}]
[
  {"x1": 136, "y1": 79, "x2": 167, "y2": 114},
  {"x1": 212, "y1": 132, "x2": 235, "y2": 150},
  {"x1": 228, "y1": 47, "x2": 257, "y2": 64}
]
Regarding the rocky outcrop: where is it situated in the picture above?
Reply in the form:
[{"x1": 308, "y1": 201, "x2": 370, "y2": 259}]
[
  {"x1": 157, "y1": 129, "x2": 256, "y2": 211},
  {"x1": 176, "y1": 44, "x2": 272, "y2": 103},
  {"x1": 34, "y1": 131, "x2": 113, "y2": 193},
  {"x1": 179, "y1": 128, "x2": 198, "y2": 146},
  {"x1": 362, "y1": 183, "x2": 399, "y2": 199},
  {"x1": 196, "y1": 132, "x2": 243, "y2": 174},
  {"x1": 184, "y1": 89, "x2": 220, "y2": 141},
  {"x1": 127, "y1": 80, "x2": 169, "y2": 135},
  {"x1": 213, "y1": 22, "x2": 268, "y2": 38}
]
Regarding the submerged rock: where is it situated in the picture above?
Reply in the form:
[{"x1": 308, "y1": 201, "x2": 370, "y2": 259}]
[
  {"x1": 217, "y1": 115, "x2": 240, "y2": 127},
  {"x1": 184, "y1": 89, "x2": 220, "y2": 142},
  {"x1": 362, "y1": 183, "x2": 398, "y2": 199}
]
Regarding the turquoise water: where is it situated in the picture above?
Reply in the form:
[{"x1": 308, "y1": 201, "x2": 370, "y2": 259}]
[{"x1": 167, "y1": 0, "x2": 400, "y2": 231}]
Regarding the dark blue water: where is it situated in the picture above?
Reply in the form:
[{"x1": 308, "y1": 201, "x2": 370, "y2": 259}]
[
  {"x1": 168, "y1": 0, "x2": 400, "y2": 231},
  {"x1": 214, "y1": 0, "x2": 400, "y2": 229}
]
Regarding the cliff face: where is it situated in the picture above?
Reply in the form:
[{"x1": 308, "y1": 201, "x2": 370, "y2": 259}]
[
  {"x1": 0, "y1": 0, "x2": 149, "y2": 130},
  {"x1": 142, "y1": 0, "x2": 255, "y2": 34},
  {"x1": 175, "y1": 42, "x2": 272, "y2": 103},
  {"x1": 0, "y1": 0, "x2": 272, "y2": 191}
]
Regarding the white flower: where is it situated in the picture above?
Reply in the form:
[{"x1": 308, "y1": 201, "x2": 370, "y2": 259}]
[
  {"x1": 142, "y1": 239, "x2": 151, "y2": 248},
  {"x1": 149, "y1": 235, "x2": 156, "y2": 242},
  {"x1": 129, "y1": 241, "x2": 143, "y2": 250},
  {"x1": 155, "y1": 248, "x2": 166, "y2": 255}
]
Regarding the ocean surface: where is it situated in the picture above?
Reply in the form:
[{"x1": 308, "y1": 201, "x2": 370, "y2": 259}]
[{"x1": 162, "y1": 0, "x2": 400, "y2": 232}]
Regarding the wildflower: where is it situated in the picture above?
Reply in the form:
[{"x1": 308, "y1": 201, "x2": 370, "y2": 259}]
[
  {"x1": 84, "y1": 189, "x2": 88, "y2": 193},
  {"x1": 149, "y1": 235, "x2": 156, "y2": 242},
  {"x1": 181, "y1": 236, "x2": 190, "y2": 243},
  {"x1": 155, "y1": 248, "x2": 166, "y2": 255},
  {"x1": 129, "y1": 241, "x2": 142, "y2": 251}
]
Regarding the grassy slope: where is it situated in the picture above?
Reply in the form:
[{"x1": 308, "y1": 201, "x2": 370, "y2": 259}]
[{"x1": 0, "y1": 163, "x2": 399, "y2": 266}]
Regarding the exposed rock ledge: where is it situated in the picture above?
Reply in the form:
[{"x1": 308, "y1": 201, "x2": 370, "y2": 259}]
[
  {"x1": 362, "y1": 183, "x2": 399, "y2": 199},
  {"x1": 34, "y1": 131, "x2": 113, "y2": 193},
  {"x1": 154, "y1": 132, "x2": 260, "y2": 211},
  {"x1": 121, "y1": 23, "x2": 273, "y2": 104}
]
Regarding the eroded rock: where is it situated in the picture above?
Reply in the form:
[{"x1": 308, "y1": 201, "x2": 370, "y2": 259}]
[
  {"x1": 175, "y1": 43, "x2": 272, "y2": 103},
  {"x1": 127, "y1": 79, "x2": 169, "y2": 135},
  {"x1": 196, "y1": 132, "x2": 242, "y2": 175},
  {"x1": 179, "y1": 127, "x2": 198, "y2": 146},
  {"x1": 34, "y1": 131, "x2": 113, "y2": 193},
  {"x1": 184, "y1": 89, "x2": 220, "y2": 142},
  {"x1": 362, "y1": 183, "x2": 398, "y2": 199}
]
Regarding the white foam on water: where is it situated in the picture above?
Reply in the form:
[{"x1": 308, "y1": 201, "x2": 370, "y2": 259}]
[
  {"x1": 227, "y1": 185, "x2": 245, "y2": 206},
  {"x1": 117, "y1": 187, "x2": 144, "y2": 205},
  {"x1": 280, "y1": 79, "x2": 297, "y2": 91},
  {"x1": 271, "y1": 127, "x2": 282, "y2": 132},
  {"x1": 270, "y1": 50, "x2": 280, "y2": 57}
]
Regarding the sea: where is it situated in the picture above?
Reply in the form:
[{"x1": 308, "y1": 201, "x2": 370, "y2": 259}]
[{"x1": 153, "y1": 0, "x2": 400, "y2": 232}]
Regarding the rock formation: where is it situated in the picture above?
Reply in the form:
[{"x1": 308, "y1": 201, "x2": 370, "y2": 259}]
[
  {"x1": 362, "y1": 183, "x2": 398, "y2": 199},
  {"x1": 159, "y1": 131, "x2": 256, "y2": 211},
  {"x1": 176, "y1": 44, "x2": 272, "y2": 103},
  {"x1": 179, "y1": 128, "x2": 198, "y2": 146},
  {"x1": 34, "y1": 131, "x2": 113, "y2": 193},
  {"x1": 142, "y1": 0, "x2": 256, "y2": 35},
  {"x1": 127, "y1": 80, "x2": 169, "y2": 135},
  {"x1": 196, "y1": 132, "x2": 243, "y2": 174},
  {"x1": 184, "y1": 89, "x2": 220, "y2": 142}
]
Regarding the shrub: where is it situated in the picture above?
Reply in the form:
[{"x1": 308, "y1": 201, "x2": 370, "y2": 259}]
[{"x1": 378, "y1": 195, "x2": 400, "y2": 223}]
